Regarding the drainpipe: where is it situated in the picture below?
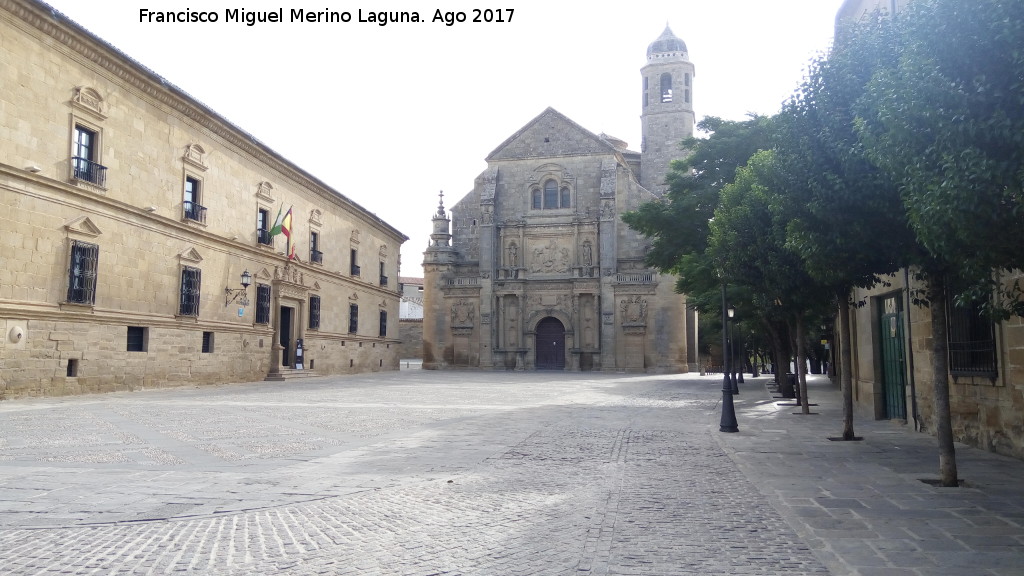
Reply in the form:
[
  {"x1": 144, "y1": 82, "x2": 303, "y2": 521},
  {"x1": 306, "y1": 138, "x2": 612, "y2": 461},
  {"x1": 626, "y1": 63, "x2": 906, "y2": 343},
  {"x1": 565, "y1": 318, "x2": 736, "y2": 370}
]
[{"x1": 904, "y1": 267, "x2": 920, "y2": 431}]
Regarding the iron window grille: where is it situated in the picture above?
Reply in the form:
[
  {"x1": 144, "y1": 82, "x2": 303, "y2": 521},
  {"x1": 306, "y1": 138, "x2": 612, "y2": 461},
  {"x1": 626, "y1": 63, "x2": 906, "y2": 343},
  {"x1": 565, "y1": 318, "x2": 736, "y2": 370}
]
[
  {"x1": 71, "y1": 157, "x2": 107, "y2": 187},
  {"x1": 947, "y1": 296, "x2": 998, "y2": 380},
  {"x1": 183, "y1": 201, "x2": 207, "y2": 223},
  {"x1": 379, "y1": 310, "x2": 387, "y2": 338},
  {"x1": 350, "y1": 249, "x2": 360, "y2": 276},
  {"x1": 66, "y1": 240, "x2": 99, "y2": 305},
  {"x1": 309, "y1": 295, "x2": 321, "y2": 330},
  {"x1": 126, "y1": 326, "x2": 146, "y2": 352},
  {"x1": 349, "y1": 303, "x2": 358, "y2": 334},
  {"x1": 179, "y1": 266, "x2": 201, "y2": 317},
  {"x1": 255, "y1": 284, "x2": 271, "y2": 324}
]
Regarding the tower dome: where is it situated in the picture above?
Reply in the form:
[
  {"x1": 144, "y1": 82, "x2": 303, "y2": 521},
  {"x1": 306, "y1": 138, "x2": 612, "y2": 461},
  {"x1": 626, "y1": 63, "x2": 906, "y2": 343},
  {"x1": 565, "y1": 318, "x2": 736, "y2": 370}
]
[{"x1": 646, "y1": 25, "x2": 688, "y2": 60}]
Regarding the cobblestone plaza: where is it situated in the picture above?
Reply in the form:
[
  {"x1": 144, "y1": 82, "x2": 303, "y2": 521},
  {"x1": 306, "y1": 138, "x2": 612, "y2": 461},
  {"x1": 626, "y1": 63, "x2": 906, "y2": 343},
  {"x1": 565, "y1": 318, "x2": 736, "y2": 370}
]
[{"x1": 1, "y1": 371, "x2": 1021, "y2": 575}]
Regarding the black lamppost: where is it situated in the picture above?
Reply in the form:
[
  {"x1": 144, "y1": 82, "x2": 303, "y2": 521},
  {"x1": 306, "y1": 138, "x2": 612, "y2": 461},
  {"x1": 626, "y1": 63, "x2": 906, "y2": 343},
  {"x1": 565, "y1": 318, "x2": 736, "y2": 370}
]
[
  {"x1": 727, "y1": 304, "x2": 739, "y2": 394},
  {"x1": 719, "y1": 284, "x2": 738, "y2": 433}
]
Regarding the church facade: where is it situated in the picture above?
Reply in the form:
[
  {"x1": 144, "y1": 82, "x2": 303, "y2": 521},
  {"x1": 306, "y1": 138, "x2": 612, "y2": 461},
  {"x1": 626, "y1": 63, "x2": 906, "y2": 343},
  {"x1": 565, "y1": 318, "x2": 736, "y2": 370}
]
[{"x1": 422, "y1": 27, "x2": 696, "y2": 372}]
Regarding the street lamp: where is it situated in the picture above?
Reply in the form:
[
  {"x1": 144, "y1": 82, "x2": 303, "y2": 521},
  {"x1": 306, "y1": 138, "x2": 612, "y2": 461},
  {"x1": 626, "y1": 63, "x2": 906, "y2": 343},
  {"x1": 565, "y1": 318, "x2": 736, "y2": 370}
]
[
  {"x1": 727, "y1": 304, "x2": 739, "y2": 394},
  {"x1": 719, "y1": 284, "x2": 738, "y2": 433},
  {"x1": 224, "y1": 269, "x2": 252, "y2": 306}
]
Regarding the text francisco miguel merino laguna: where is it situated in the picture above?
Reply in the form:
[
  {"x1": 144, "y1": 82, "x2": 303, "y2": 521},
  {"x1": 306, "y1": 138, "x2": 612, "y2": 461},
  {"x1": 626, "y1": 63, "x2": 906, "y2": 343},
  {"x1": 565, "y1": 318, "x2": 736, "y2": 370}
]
[{"x1": 138, "y1": 8, "x2": 516, "y2": 26}]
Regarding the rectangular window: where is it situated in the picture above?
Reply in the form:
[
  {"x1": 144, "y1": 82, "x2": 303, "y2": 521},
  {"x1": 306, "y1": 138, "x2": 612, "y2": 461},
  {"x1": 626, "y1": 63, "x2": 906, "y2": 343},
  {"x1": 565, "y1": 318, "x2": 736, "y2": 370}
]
[
  {"x1": 183, "y1": 177, "x2": 206, "y2": 223},
  {"x1": 202, "y1": 331, "x2": 214, "y2": 353},
  {"x1": 379, "y1": 261, "x2": 388, "y2": 287},
  {"x1": 66, "y1": 240, "x2": 99, "y2": 305},
  {"x1": 255, "y1": 284, "x2": 271, "y2": 324},
  {"x1": 379, "y1": 310, "x2": 387, "y2": 338},
  {"x1": 179, "y1": 266, "x2": 201, "y2": 316},
  {"x1": 72, "y1": 125, "x2": 106, "y2": 186},
  {"x1": 309, "y1": 295, "x2": 321, "y2": 330},
  {"x1": 66, "y1": 358, "x2": 79, "y2": 377},
  {"x1": 126, "y1": 326, "x2": 147, "y2": 352},
  {"x1": 948, "y1": 296, "x2": 998, "y2": 379},
  {"x1": 349, "y1": 303, "x2": 359, "y2": 334},
  {"x1": 257, "y1": 208, "x2": 272, "y2": 245},
  {"x1": 350, "y1": 249, "x2": 360, "y2": 276},
  {"x1": 310, "y1": 231, "x2": 323, "y2": 264}
]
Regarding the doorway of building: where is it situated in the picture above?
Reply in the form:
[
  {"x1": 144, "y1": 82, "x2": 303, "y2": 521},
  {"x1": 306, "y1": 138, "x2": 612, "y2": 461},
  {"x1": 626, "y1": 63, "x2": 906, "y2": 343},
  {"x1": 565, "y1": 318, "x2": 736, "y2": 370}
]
[
  {"x1": 535, "y1": 317, "x2": 565, "y2": 370},
  {"x1": 879, "y1": 295, "x2": 907, "y2": 420},
  {"x1": 279, "y1": 306, "x2": 293, "y2": 367}
]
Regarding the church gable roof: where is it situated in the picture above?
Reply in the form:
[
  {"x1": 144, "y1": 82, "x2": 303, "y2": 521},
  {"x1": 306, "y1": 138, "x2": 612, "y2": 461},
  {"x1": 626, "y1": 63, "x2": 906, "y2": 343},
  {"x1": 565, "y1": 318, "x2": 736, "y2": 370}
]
[{"x1": 486, "y1": 107, "x2": 617, "y2": 162}]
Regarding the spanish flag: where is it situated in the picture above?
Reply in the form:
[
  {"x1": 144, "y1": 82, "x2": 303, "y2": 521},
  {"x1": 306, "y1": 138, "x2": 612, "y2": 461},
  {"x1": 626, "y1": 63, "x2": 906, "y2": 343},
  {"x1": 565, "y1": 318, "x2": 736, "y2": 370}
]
[{"x1": 269, "y1": 205, "x2": 292, "y2": 238}]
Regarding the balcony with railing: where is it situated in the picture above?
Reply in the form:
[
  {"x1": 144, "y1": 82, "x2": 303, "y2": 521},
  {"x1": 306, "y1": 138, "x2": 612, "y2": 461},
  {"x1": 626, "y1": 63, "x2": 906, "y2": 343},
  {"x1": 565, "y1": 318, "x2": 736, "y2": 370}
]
[
  {"x1": 71, "y1": 157, "x2": 107, "y2": 187},
  {"x1": 379, "y1": 274, "x2": 389, "y2": 287},
  {"x1": 614, "y1": 272, "x2": 655, "y2": 284},
  {"x1": 183, "y1": 201, "x2": 207, "y2": 224},
  {"x1": 351, "y1": 263, "x2": 361, "y2": 277},
  {"x1": 310, "y1": 249, "x2": 323, "y2": 264},
  {"x1": 257, "y1": 228, "x2": 274, "y2": 246}
]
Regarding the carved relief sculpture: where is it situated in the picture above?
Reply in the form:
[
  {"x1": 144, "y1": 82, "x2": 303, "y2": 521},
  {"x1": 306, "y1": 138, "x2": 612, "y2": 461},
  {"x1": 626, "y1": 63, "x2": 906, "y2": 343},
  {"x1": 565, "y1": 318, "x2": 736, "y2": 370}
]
[
  {"x1": 451, "y1": 299, "x2": 476, "y2": 328},
  {"x1": 620, "y1": 295, "x2": 648, "y2": 325},
  {"x1": 530, "y1": 239, "x2": 571, "y2": 274}
]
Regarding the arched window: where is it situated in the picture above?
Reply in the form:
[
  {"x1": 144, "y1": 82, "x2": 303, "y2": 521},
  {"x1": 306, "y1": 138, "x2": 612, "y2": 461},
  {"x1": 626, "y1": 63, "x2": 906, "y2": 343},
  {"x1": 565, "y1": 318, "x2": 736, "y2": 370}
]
[
  {"x1": 532, "y1": 179, "x2": 572, "y2": 210},
  {"x1": 543, "y1": 180, "x2": 558, "y2": 209},
  {"x1": 660, "y1": 73, "x2": 673, "y2": 103}
]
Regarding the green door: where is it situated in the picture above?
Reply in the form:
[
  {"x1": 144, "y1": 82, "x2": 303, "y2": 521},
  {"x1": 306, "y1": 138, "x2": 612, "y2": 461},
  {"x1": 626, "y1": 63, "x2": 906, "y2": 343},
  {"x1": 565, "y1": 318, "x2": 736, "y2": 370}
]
[{"x1": 879, "y1": 295, "x2": 907, "y2": 420}]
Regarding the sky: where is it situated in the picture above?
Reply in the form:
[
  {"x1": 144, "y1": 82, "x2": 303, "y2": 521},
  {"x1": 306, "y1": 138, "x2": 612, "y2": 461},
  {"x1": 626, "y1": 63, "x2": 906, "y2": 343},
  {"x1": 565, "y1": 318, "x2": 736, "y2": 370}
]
[{"x1": 40, "y1": 1, "x2": 844, "y2": 277}]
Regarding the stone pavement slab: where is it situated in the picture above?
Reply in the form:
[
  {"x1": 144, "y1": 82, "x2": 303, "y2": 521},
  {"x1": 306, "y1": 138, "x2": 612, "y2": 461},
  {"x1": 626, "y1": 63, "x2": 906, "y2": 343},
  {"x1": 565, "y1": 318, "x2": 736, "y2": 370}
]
[
  {"x1": 0, "y1": 370, "x2": 1020, "y2": 575},
  {"x1": 715, "y1": 373, "x2": 1024, "y2": 576}
]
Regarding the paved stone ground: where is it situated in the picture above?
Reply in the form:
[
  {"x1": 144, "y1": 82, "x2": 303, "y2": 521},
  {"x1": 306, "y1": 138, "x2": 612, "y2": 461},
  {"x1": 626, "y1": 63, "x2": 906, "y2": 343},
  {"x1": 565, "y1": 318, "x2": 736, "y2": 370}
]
[{"x1": 0, "y1": 370, "x2": 1020, "y2": 575}]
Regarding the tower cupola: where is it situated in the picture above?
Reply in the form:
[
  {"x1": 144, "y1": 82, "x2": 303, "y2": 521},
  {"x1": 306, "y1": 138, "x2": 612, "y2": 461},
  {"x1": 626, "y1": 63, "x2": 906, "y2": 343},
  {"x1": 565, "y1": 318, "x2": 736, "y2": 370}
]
[{"x1": 646, "y1": 25, "x2": 688, "y2": 61}]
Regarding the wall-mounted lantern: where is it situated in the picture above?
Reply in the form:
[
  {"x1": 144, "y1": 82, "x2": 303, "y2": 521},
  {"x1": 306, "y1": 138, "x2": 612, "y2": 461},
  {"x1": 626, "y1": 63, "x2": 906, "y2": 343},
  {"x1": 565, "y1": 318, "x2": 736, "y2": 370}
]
[{"x1": 224, "y1": 269, "x2": 252, "y2": 306}]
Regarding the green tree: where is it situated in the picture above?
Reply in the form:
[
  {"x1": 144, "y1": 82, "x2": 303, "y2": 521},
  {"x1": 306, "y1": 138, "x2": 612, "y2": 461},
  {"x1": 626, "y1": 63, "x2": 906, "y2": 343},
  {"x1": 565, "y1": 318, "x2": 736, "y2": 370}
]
[
  {"x1": 857, "y1": 0, "x2": 1024, "y2": 302},
  {"x1": 623, "y1": 115, "x2": 773, "y2": 283},
  {"x1": 709, "y1": 150, "x2": 836, "y2": 413},
  {"x1": 622, "y1": 116, "x2": 776, "y2": 367},
  {"x1": 773, "y1": 11, "x2": 916, "y2": 440},
  {"x1": 853, "y1": 0, "x2": 1024, "y2": 486}
]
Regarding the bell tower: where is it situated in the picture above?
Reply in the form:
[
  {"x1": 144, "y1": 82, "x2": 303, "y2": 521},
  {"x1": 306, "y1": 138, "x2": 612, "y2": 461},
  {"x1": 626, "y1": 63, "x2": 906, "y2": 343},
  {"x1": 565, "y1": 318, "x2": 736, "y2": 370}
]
[{"x1": 640, "y1": 25, "x2": 695, "y2": 196}]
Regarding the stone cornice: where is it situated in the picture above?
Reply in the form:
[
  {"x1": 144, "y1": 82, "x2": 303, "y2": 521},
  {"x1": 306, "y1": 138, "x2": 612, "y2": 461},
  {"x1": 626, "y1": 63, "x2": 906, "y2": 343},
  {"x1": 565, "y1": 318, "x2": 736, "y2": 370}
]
[{"x1": 3, "y1": 0, "x2": 407, "y2": 244}]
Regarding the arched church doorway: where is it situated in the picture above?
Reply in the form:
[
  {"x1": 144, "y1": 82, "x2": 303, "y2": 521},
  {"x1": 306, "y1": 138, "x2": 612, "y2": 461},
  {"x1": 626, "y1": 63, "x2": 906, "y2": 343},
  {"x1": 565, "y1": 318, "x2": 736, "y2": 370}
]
[{"x1": 535, "y1": 317, "x2": 566, "y2": 370}]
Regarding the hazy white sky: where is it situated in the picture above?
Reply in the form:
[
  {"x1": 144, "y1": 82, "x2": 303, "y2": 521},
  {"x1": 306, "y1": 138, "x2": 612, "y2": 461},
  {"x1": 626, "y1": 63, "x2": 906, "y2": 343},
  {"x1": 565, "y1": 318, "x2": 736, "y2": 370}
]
[{"x1": 41, "y1": 1, "x2": 843, "y2": 276}]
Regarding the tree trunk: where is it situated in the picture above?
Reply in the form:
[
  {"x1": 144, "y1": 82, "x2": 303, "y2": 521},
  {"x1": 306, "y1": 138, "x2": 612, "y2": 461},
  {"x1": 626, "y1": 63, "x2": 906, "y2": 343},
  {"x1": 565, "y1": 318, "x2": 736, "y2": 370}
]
[
  {"x1": 796, "y1": 315, "x2": 810, "y2": 414},
  {"x1": 839, "y1": 296, "x2": 856, "y2": 440},
  {"x1": 928, "y1": 275, "x2": 959, "y2": 486}
]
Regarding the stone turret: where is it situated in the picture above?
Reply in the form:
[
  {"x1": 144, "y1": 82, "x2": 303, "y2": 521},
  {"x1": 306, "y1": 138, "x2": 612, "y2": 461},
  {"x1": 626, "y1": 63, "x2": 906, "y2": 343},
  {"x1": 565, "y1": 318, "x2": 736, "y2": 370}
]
[{"x1": 640, "y1": 24, "x2": 696, "y2": 196}]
